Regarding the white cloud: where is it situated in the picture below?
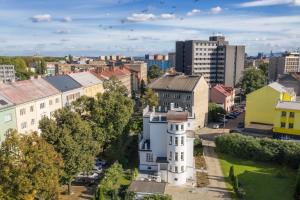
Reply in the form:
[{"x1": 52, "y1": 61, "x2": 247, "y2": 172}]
[
  {"x1": 160, "y1": 13, "x2": 176, "y2": 20},
  {"x1": 126, "y1": 13, "x2": 156, "y2": 22},
  {"x1": 54, "y1": 29, "x2": 70, "y2": 34},
  {"x1": 62, "y1": 16, "x2": 72, "y2": 22},
  {"x1": 187, "y1": 9, "x2": 201, "y2": 16},
  {"x1": 238, "y1": 0, "x2": 299, "y2": 7},
  {"x1": 31, "y1": 14, "x2": 52, "y2": 22},
  {"x1": 210, "y1": 6, "x2": 222, "y2": 14}
]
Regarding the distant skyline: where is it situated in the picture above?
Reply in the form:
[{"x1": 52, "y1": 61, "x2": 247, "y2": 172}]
[{"x1": 0, "y1": 0, "x2": 300, "y2": 56}]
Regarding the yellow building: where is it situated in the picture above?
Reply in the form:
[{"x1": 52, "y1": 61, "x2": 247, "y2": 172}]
[
  {"x1": 273, "y1": 101, "x2": 300, "y2": 137},
  {"x1": 245, "y1": 82, "x2": 296, "y2": 130},
  {"x1": 68, "y1": 72, "x2": 104, "y2": 98}
]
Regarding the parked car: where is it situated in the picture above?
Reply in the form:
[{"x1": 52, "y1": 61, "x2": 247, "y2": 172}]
[
  {"x1": 213, "y1": 124, "x2": 220, "y2": 129},
  {"x1": 226, "y1": 115, "x2": 235, "y2": 119},
  {"x1": 217, "y1": 118, "x2": 228, "y2": 123},
  {"x1": 237, "y1": 122, "x2": 244, "y2": 128}
]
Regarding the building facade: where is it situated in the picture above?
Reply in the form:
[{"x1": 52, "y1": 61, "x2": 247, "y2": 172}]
[
  {"x1": 168, "y1": 52, "x2": 176, "y2": 68},
  {"x1": 0, "y1": 65, "x2": 15, "y2": 83},
  {"x1": 269, "y1": 52, "x2": 300, "y2": 81},
  {"x1": 139, "y1": 106, "x2": 195, "y2": 185},
  {"x1": 0, "y1": 94, "x2": 16, "y2": 142},
  {"x1": 148, "y1": 74, "x2": 209, "y2": 128},
  {"x1": 210, "y1": 84, "x2": 235, "y2": 112},
  {"x1": 176, "y1": 36, "x2": 245, "y2": 87}
]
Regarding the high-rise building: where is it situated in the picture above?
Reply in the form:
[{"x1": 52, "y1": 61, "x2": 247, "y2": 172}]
[
  {"x1": 168, "y1": 52, "x2": 176, "y2": 68},
  {"x1": 0, "y1": 65, "x2": 15, "y2": 83},
  {"x1": 269, "y1": 52, "x2": 300, "y2": 81},
  {"x1": 176, "y1": 36, "x2": 245, "y2": 87}
]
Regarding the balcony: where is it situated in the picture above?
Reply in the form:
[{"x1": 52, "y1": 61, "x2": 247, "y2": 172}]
[{"x1": 139, "y1": 138, "x2": 151, "y2": 151}]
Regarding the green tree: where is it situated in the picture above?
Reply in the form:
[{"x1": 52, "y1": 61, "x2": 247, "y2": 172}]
[
  {"x1": 208, "y1": 103, "x2": 226, "y2": 122},
  {"x1": 0, "y1": 131, "x2": 63, "y2": 200},
  {"x1": 258, "y1": 63, "x2": 268, "y2": 77},
  {"x1": 103, "y1": 76, "x2": 128, "y2": 96},
  {"x1": 140, "y1": 79, "x2": 146, "y2": 95},
  {"x1": 39, "y1": 108, "x2": 100, "y2": 195},
  {"x1": 125, "y1": 191, "x2": 135, "y2": 200},
  {"x1": 144, "y1": 194, "x2": 172, "y2": 200},
  {"x1": 240, "y1": 68, "x2": 266, "y2": 95},
  {"x1": 141, "y1": 88, "x2": 158, "y2": 108},
  {"x1": 229, "y1": 166, "x2": 235, "y2": 182},
  {"x1": 295, "y1": 166, "x2": 300, "y2": 200},
  {"x1": 148, "y1": 65, "x2": 163, "y2": 79}
]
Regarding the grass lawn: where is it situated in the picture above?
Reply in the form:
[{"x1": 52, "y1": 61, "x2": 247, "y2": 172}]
[{"x1": 218, "y1": 153, "x2": 297, "y2": 200}]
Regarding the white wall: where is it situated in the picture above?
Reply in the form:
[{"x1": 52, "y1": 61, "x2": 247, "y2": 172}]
[
  {"x1": 61, "y1": 88, "x2": 84, "y2": 107},
  {"x1": 150, "y1": 123, "x2": 167, "y2": 158}
]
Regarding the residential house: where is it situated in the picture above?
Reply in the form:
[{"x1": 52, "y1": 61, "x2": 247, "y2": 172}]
[
  {"x1": 68, "y1": 72, "x2": 104, "y2": 98},
  {"x1": 44, "y1": 75, "x2": 83, "y2": 107},
  {"x1": 124, "y1": 62, "x2": 148, "y2": 94},
  {"x1": 0, "y1": 78, "x2": 62, "y2": 134},
  {"x1": 0, "y1": 94, "x2": 16, "y2": 142},
  {"x1": 139, "y1": 105, "x2": 195, "y2": 185},
  {"x1": 210, "y1": 84, "x2": 235, "y2": 112},
  {"x1": 148, "y1": 74, "x2": 209, "y2": 128}
]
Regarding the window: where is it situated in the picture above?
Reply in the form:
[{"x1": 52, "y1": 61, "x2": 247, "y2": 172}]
[
  {"x1": 175, "y1": 152, "x2": 178, "y2": 161},
  {"x1": 49, "y1": 100, "x2": 53, "y2": 105},
  {"x1": 289, "y1": 112, "x2": 295, "y2": 118},
  {"x1": 4, "y1": 114, "x2": 12, "y2": 122},
  {"x1": 181, "y1": 124, "x2": 184, "y2": 130},
  {"x1": 181, "y1": 152, "x2": 184, "y2": 161},
  {"x1": 175, "y1": 166, "x2": 178, "y2": 173},
  {"x1": 21, "y1": 122, "x2": 27, "y2": 129},
  {"x1": 20, "y1": 108, "x2": 26, "y2": 116},
  {"x1": 169, "y1": 151, "x2": 172, "y2": 161},
  {"x1": 181, "y1": 166, "x2": 184, "y2": 172},
  {"x1": 40, "y1": 102, "x2": 45, "y2": 109},
  {"x1": 146, "y1": 153, "x2": 153, "y2": 162},
  {"x1": 176, "y1": 125, "x2": 179, "y2": 131},
  {"x1": 281, "y1": 111, "x2": 286, "y2": 117},
  {"x1": 31, "y1": 119, "x2": 35, "y2": 125},
  {"x1": 169, "y1": 136, "x2": 172, "y2": 145},
  {"x1": 30, "y1": 106, "x2": 34, "y2": 112},
  {"x1": 55, "y1": 98, "x2": 59, "y2": 103},
  {"x1": 181, "y1": 136, "x2": 184, "y2": 146},
  {"x1": 288, "y1": 123, "x2": 294, "y2": 129},
  {"x1": 171, "y1": 124, "x2": 174, "y2": 131},
  {"x1": 175, "y1": 137, "x2": 178, "y2": 146},
  {"x1": 280, "y1": 122, "x2": 286, "y2": 128}
]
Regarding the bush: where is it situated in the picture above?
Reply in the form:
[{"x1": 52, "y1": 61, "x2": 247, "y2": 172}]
[
  {"x1": 295, "y1": 166, "x2": 300, "y2": 200},
  {"x1": 236, "y1": 187, "x2": 246, "y2": 199},
  {"x1": 229, "y1": 166, "x2": 235, "y2": 182},
  {"x1": 208, "y1": 103, "x2": 226, "y2": 122},
  {"x1": 194, "y1": 138, "x2": 203, "y2": 156},
  {"x1": 144, "y1": 194, "x2": 172, "y2": 200},
  {"x1": 215, "y1": 133, "x2": 300, "y2": 169}
]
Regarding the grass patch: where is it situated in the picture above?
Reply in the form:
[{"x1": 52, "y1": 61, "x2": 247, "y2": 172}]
[{"x1": 218, "y1": 153, "x2": 297, "y2": 200}]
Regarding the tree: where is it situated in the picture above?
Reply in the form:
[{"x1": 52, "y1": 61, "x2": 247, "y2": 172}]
[
  {"x1": 258, "y1": 63, "x2": 268, "y2": 77},
  {"x1": 144, "y1": 194, "x2": 172, "y2": 200},
  {"x1": 142, "y1": 88, "x2": 158, "y2": 108},
  {"x1": 0, "y1": 131, "x2": 63, "y2": 200},
  {"x1": 229, "y1": 166, "x2": 235, "y2": 182},
  {"x1": 140, "y1": 79, "x2": 146, "y2": 95},
  {"x1": 103, "y1": 76, "x2": 128, "y2": 96},
  {"x1": 295, "y1": 166, "x2": 300, "y2": 200},
  {"x1": 39, "y1": 108, "x2": 100, "y2": 195},
  {"x1": 240, "y1": 68, "x2": 266, "y2": 95},
  {"x1": 208, "y1": 103, "x2": 225, "y2": 122},
  {"x1": 148, "y1": 65, "x2": 163, "y2": 79}
]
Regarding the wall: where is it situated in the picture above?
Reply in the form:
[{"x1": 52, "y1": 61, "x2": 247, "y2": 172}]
[
  {"x1": 273, "y1": 108, "x2": 300, "y2": 136},
  {"x1": 0, "y1": 106, "x2": 17, "y2": 142},
  {"x1": 61, "y1": 88, "x2": 84, "y2": 107},
  {"x1": 150, "y1": 122, "x2": 167, "y2": 157},
  {"x1": 83, "y1": 84, "x2": 104, "y2": 98},
  {"x1": 16, "y1": 102, "x2": 37, "y2": 134}
]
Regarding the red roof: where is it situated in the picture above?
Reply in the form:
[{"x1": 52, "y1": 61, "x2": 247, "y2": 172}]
[
  {"x1": 212, "y1": 84, "x2": 234, "y2": 97},
  {"x1": 92, "y1": 67, "x2": 131, "y2": 79}
]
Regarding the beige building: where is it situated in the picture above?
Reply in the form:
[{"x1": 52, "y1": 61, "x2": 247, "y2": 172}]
[
  {"x1": 210, "y1": 84, "x2": 235, "y2": 112},
  {"x1": 0, "y1": 78, "x2": 62, "y2": 134},
  {"x1": 124, "y1": 61, "x2": 148, "y2": 94},
  {"x1": 148, "y1": 74, "x2": 209, "y2": 128},
  {"x1": 68, "y1": 72, "x2": 104, "y2": 98}
]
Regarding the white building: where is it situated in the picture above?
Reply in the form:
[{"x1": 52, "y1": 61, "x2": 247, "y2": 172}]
[
  {"x1": 139, "y1": 105, "x2": 195, "y2": 185},
  {"x1": 0, "y1": 65, "x2": 15, "y2": 83}
]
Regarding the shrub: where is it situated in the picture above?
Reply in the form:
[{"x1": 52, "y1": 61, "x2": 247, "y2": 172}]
[
  {"x1": 295, "y1": 166, "x2": 300, "y2": 200},
  {"x1": 194, "y1": 138, "x2": 203, "y2": 156},
  {"x1": 229, "y1": 166, "x2": 235, "y2": 182},
  {"x1": 215, "y1": 133, "x2": 300, "y2": 169},
  {"x1": 236, "y1": 187, "x2": 246, "y2": 199},
  {"x1": 144, "y1": 194, "x2": 172, "y2": 200}
]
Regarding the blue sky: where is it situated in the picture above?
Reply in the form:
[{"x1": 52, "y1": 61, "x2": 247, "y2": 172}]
[{"x1": 0, "y1": 0, "x2": 300, "y2": 56}]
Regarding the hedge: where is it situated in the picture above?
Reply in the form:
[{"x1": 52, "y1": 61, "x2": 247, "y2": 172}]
[{"x1": 215, "y1": 133, "x2": 300, "y2": 169}]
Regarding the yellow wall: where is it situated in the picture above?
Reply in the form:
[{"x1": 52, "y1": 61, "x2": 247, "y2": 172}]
[
  {"x1": 273, "y1": 109, "x2": 300, "y2": 136},
  {"x1": 83, "y1": 84, "x2": 104, "y2": 98},
  {"x1": 245, "y1": 86, "x2": 285, "y2": 127}
]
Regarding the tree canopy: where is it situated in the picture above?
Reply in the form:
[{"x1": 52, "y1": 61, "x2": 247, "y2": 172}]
[
  {"x1": 208, "y1": 103, "x2": 226, "y2": 122},
  {"x1": 141, "y1": 88, "x2": 158, "y2": 108},
  {"x1": 0, "y1": 131, "x2": 63, "y2": 200},
  {"x1": 240, "y1": 68, "x2": 266, "y2": 95},
  {"x1": 148, "y1": 65, "x2": 163, "y2": 79}
]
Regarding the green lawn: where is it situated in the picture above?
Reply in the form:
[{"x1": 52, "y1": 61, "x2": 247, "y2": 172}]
[{"x1": 218, "y1": 153, "x2": 297, "y2": 200}]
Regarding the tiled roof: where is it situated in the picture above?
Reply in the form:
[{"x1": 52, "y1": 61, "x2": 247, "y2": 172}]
[
  {"x1": 44, "y1": 75, "x2": 82, "y2": 92},
  {"x1": 212, "y1": 84, "x2": 234, "y2": 97},
  {"x1": 276, "y1": 101, "x2": 300, "y2": 111},
  {"x1": 148, "y1": 74, "x2": 201, "y2": 92},
  {"x1": 68, "y1": 72, "x2": 103, "y2": 87},
  {"x1": 92, "y1": 67, "x2": 131, "y2": 79},
  {"x1": 0, "y1": 78, "x2": 60, "y2": 105}
]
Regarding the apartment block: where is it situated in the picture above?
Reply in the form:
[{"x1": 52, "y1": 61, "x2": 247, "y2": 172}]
[
  {"x1": 0, "y1": 65, "x2": 16, "y2": 83},
  {"x1": 148, "y1": 74, "x2": 209, "y2": 128},
  {"x1": 176, "y1": 36, "x2": 245, "y2": 87}
]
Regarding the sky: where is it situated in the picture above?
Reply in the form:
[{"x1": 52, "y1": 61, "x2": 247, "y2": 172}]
[{"x1": 0, "y1": 0, "x2": 300, "y2": 56}]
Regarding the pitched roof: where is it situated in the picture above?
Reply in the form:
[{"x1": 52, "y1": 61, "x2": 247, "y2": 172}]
[
  {"x1": 92, "y1": 67, "x2": 131, "y2": 80},
  {"x1": 0, "y1": 94, "x2": 14, "y2": 109},
  {"x1": 129, "y1": 181, "x2": 166, "y2": 194},
  {"x1": 0, "y1": 78, "x2": 60, "y2": 105},
  {"x1": 68, "y1": 72, "x2": 103, "y2": 87},
  {"x1": 212, "y1": 84, "x2": 234, "y2": 97},
  {"x1": 276, "y1": 101, "x2": 300, "y2": 111},
  {"x1": 268, "y1": 82, "x2": 289, "y2": 93},
  {"x1": 44, "y1": 75, "x2": 82, "y2": 92},
  {"x1": 148, "y1": 74, "x2": 201, "y2": 92}
]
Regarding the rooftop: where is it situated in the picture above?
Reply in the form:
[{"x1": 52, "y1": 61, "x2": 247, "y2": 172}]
[
  {"x1": 148, "y1": 74, "x2": 201, "y2": 92},
  {"x1": 92, "y1": 67, "x2": 131, "y2": 79},
  {"x1": 212, "y1": 84, "x2": 234, "y2": 97},
  {"x1": 166, "y1": 110, "x2": 188, "y2": 122},
  {"x1": 129, "y1": 181, "x2": 166, "y2": 195},
  {"x1": 0, "y1": 94, "x2": 14, "y2": 109},
  {"x1": 68, "y1": 71, "x2": 103, "y2": 87},
  {"x1": 268, "y1": 82, "x2": 294, "y2": 94},
  {"x1": 44, "y1": 75, "x2": 82, "y2": 92},
  {"x1": 0, "y1": 78, "x2": 60, "y2": 105},
  {"x1": 276, "y1": 101, "x2": 300, "y2": 111}
]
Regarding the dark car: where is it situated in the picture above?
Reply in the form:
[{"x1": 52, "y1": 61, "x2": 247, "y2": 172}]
[{"x1": 237, "y1": 122, "x2": 244, "y2": 128}]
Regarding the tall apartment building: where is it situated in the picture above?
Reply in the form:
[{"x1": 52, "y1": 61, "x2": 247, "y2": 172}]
[
  {"x1": 148, "y1": 74, "x2": 209, "y2": 128},
  {"x1": 0, "y1": 65, "x2": 16, "y2": 83},
  {"x1": 269, "y1": 52, "x2": 300, "y2": 81},
  {"x1": 176, "y1": 36, "x2": 245, "y2": 87},
  {"x1": 168, "y1": 52, "x2": 176, "y2": 68}
]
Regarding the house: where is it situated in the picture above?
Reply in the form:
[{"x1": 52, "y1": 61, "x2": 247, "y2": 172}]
[
  {"x1": 148, "y1": 74, "x2": 209, "y2": 128},
  {"x1": 210, "y1": 84, "x2": 235, "y2": 112},
  {"x1": 44, "y1": 75, "x2": 84, "y2": 107},
  {"x1": 139, "y1": 105, "x2": 195, "y2": 185},
  {"x1": 0, "y1": 94, "x2": 16, "y2": 142},
  {"x1": 68, "y1": 72, "x2": 104, "y2": 98},
  {"x1": 245, "y1": 82, "x2": 296, "y2": 133},
  {"x1": 0, "y1": 78, "x2": 62, "y2": 134}
]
